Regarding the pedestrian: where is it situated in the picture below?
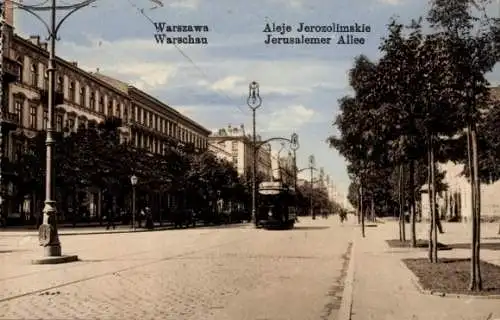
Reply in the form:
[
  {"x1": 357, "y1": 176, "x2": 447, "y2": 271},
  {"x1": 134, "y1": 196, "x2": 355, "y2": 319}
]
[
  {"x1": 106, "y1": 207, "x2": 116, "y2": 230},
  {"x1": 435, "y1": 203, "x2": 444, "y2": 234},
  {"x1": 138, "y1": 208, "x2": 145, "y2": 228}
]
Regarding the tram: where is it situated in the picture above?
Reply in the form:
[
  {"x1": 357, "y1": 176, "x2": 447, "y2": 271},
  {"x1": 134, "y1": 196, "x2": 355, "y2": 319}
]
[{"x1": 257, "y1": 181, "x2": 297, "y2": 229}]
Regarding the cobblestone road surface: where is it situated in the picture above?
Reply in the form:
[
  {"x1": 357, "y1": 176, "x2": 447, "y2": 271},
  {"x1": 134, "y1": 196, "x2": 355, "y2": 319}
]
[{"x1": 0, "y1": 217, "x2": 355, "y2": 320}]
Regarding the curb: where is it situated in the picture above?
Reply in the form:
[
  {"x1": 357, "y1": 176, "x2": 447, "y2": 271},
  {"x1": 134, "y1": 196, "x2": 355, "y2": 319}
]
[
  {"x1": 400, "y1": 260, "x2": 500, "y2": 300},
  {"x1": 337, "y1": 240, "x2": 356, "y2": 320},
  {"x1": 0, "y1": 223, "x2": 251, "y2": 237}
]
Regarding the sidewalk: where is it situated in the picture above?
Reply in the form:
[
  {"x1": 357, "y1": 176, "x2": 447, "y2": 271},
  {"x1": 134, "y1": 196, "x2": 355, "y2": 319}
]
[
  {"x1": 343, "y1": 221, "x2": 500, "y2": 320},
  {"x1": 0, "y1": 221, "x2": 252, "y2": 237}
]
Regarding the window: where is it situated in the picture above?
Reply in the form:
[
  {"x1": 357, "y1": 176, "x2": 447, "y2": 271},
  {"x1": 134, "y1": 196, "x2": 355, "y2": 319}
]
[
  {"x1": 56, "y1": 115, "x2": 63, "y2": 132},
  {"x1": 43, "y1": 70, "x2": 48, "y2": 90},
  {"x1": 90, "y1": 92, "x2": 95, "y2": 109},
  {"x1": 29, "y1": 106, "x2": 37, "y2": 129},
  {"x1": 42, "y1": 110, "x2": 48, "y2": 130},
  {"x1": 67, "y1": 118, "x2": 75, "y2": 132},
  {"x1": 14, "y1": 100, "x2": 22, "y2": 125},
  {"x1": 115, "y1": 103, "x2": 120, "y2": 117},
  {"x1": 99, "y1": 96, "x2": 104, "y2": 113},
  {"x1": 30, "y1": 63, "x2": 38, "y2": 87},
  {"x1": 56, "y1": 76, "x2": 63, "y2": 93},
  {"x1": 124, "y1": 106, "x2": 128, "y2": 121},
  {"x1": 149, "y1": 113, "x2": 154, "y2": 128},
  {"x1": 107, "y1": 99, "x2": 112, "y2": 116},
  {"x1": 16, "y1": 56, "x2": 24, "y2": 83},
  {"x1": 79, "y1": 87, "x2": 86, "y2": 106},
  {"x1": 69, "y1": 82, "x2": 75, "y2": 101}
]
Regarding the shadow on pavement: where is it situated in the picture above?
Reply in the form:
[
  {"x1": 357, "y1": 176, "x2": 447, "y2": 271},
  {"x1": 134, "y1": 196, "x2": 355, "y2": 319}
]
[
  {"x1": 292, "y1": 226, "x2": 330, "y2": 231},
  {"x1": 447, "y1": 242, "x2": 500, "y2": 251}
]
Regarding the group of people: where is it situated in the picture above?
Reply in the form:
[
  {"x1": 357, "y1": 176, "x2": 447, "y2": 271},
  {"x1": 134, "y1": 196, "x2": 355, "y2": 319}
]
[{"x1": 105, "y1": 204, "x2": 154, "y2": 230}]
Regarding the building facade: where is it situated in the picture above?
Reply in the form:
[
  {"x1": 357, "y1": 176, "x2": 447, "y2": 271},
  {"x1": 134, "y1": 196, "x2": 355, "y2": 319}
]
[
  {"x1": 271, "y1": 150, "x2": 295, "y2": 186},
  {"x1": 420, "y1": 86, "x2": 500, "y2": 223},
  {"x1": 0, "y1": 11, "x2": 210, "y2": 225},
  {"x1": 208, "y1": 124, "x2": 272, "y2": 179}
]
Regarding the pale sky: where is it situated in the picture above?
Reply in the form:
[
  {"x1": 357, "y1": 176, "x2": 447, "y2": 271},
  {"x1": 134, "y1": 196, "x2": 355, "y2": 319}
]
[{"x1": 12, "y1": 0, "x2": 500, "y2": 199}]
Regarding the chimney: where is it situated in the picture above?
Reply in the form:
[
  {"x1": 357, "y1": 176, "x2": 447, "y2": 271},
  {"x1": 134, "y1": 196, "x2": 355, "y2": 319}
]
[
  {"x1": 29, "y1": 35, "x2": 40, "y2": 46},
  {"x1": 70, "y1": 61, "x2": 78, "y2": 67},
  {"x1": 3, "y1": 0, "x2": 14, "y2": 27},
  {"x1": 40, "y1": 42, "x2": 48, "y2": 50}
]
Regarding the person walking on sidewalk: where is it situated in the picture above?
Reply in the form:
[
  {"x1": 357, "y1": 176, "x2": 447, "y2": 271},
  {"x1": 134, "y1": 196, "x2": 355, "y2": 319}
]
[
  {"x1": 106, "y1": 207, "x2": 116, "y2": 230},
  {"x1": 106, "y1": 199, "x2": 118, "y2": 230},
  {"x1": 435, "y1": 203, "x2": 444, "y2": 234}
]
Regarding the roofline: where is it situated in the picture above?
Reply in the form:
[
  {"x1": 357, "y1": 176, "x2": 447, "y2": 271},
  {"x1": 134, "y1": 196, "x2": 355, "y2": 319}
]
[
  {"x1": 13, "y1": 34, "x2": 130, "y2": 99},
  {"x1": 127, "y1": 86, "x2": 211, "y2": 134}
]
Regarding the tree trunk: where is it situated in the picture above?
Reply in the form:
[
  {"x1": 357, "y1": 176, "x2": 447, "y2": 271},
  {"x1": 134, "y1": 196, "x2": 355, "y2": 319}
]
[
  {"x1": 357, "y1": 186, "x2": 361, "y2": 224},
  {"x1": 428, "y1": 135, "x2": 438, "y2": 263},
  {"x1": 361, "y1": 182, "x2": 365, "y2": 238},
  {"x1": 409, "y1": 160, "x2": 417, "y2": 247},
  {"x1": 371, "y1": 197, "x2": 375, "y2": 223},
  {"x1": 430, "y1": 137, "x2": 438, "y2": 263},
  {"x1": 398, "y1": 164, "x2": 406, "y2": 242},
  {"x1": 470, "y1": 123, "x2": 482, "y2": 290},
  {"x1": 467, "y1": 125, "x2": 477, "y2": 290}
]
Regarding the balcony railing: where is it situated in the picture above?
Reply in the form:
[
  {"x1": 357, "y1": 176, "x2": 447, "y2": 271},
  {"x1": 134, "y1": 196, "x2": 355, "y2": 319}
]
[
  {"x1": 0, "y1": 112, "x2": 19, "y2": 125},
  {"x1": 2, "y1": 58, "x2": 21, "y2": 83}
]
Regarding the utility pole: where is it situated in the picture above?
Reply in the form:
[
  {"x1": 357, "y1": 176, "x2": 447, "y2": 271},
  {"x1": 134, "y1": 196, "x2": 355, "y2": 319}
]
[
  {"x1": 309, "y1": 155, "x2": 316, "y2": 219},
  {"x1": 15, "y1": 0, "x2": 96, "y2": 262},
  {"x1": 247, "y1": 81, "x2": 261, "y2": 227},
  {"x1": 290, "y1": 133, "x2": 299, "y2": 217}
]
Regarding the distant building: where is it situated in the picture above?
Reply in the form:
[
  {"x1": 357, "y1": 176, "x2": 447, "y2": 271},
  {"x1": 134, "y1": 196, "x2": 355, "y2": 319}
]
[
  {"x1": 208, "y1": 124, "x2": 272, "y2": 179},
  {"x1": 271, "y1": 150, "x2": 295, "y2": 186},
  {"x1": 420, "y1": 86, "x2": 500, "y2": 222}
]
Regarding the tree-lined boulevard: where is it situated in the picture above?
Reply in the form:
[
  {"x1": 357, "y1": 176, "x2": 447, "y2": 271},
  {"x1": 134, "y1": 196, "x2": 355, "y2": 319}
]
[
  {"x1": 329, "y1": 0, "x2": 500, "y2": 296},
  {"x1": 2, "y1": 0, "x2": 500, "y2": 318}
]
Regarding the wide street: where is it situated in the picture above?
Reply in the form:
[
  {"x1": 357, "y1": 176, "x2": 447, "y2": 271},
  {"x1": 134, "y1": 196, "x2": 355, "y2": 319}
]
[{"x1": 0, "y1": 217, "x2": 355, "y2": 320}]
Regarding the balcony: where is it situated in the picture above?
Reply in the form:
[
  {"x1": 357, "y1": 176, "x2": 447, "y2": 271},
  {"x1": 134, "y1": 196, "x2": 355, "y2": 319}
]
[
  {"x1": 2, "y1": 57, "x2": 21, "y2": 84},
  {"x1": 0, "y1": 112, "x2": 19, "y2": 131}
]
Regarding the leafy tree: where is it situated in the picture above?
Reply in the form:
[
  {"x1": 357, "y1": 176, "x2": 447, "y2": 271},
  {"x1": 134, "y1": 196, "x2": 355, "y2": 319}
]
[{"x1": 427, "y1": 0, "x2": 500, "y2": 290}]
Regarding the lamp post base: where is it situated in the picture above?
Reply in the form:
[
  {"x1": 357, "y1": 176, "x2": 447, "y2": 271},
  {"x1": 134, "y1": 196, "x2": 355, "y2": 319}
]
[
  {"x1": 44, "y1": 244, "x2": 61, "y2": 256},
  {"x1": 31, "y1": 254, "x2": 78, "y2": 265}
]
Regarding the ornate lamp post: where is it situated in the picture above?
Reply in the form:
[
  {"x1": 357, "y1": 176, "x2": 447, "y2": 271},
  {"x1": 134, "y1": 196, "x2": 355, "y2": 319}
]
[
  {"x1": 247, "y1": 81, "x2": 262, "y2": 226},
  {"x1": 309, "y1": 155, "x2": 316, "y2": 219},
  {"x1": 130, "y1": 175, "x2": 138, "y2": 231},
  {"x1": 15, "y1": 0, "x2": 96, "y2": 262},
  {"x1": 290, "y1": 133, "x2": 299, "y2": 218},
  {"x1": 290, "y1": 133, "x2": 299, "y2": 189}
]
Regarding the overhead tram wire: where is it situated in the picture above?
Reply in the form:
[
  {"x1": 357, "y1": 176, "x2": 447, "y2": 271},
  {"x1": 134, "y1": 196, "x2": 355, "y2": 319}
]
[{"x1": 126, "y1": 0, "x2": 249, "y2": 116}]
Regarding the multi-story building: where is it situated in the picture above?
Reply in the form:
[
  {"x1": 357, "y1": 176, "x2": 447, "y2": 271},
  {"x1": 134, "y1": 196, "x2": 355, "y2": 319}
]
[
  {"x1": 420, "y1": 86, "x2": 500, "y2": 222},
  {"x1": 0, "y1": 8, "x2": 210, "y2": 225},
  {"x1": 208, "y1": 141, "x2": 231, "y2": 162},
  {"x1": 208, "y1": 124, "x2": 272, "y2": 179},
  {"x1": 271, "y1": 150, "x2": 295, "y2": 186}
]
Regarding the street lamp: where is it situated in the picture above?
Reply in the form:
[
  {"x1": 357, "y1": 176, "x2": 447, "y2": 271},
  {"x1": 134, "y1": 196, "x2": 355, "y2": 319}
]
[
  {"x1": 290, "y1": 133, "x2": 299, "y2": 189},
  {"x1": 289, "y1": 133, "x2": 299, "y2": 218},
  {"x1": 14, "y1": 0, "x2": 96, "y2": 261},
  {"x1": 247, "y1": 81, "x2": 262, "y2": 227},
  {"x1": 309, "y1": 155, "x2": 316, "y2": 219},
  {"x1": 130, "y1": 175, "x2": 138, "y2": 231}
]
